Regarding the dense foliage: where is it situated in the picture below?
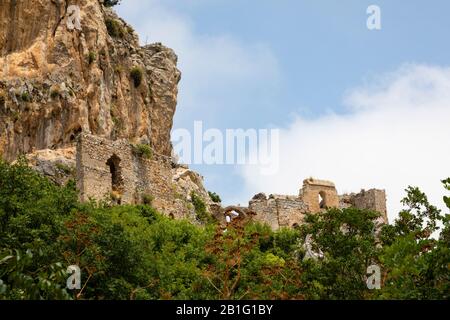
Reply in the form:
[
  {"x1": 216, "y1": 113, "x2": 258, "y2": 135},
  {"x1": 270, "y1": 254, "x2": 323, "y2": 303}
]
[{"x1": 0, "y1": 160, "x2": 448, "y2": 300}]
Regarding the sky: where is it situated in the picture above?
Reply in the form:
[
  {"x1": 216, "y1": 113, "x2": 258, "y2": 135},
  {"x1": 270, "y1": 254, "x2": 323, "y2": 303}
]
[{"x1": 116, "y1": 0, "x2": 450, "y2": 223}]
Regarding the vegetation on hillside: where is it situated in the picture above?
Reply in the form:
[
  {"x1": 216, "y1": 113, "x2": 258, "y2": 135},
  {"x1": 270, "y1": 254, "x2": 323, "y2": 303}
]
[
  {"x1": 0, "y1": 160, "x2": 448, "y2": 300},
  {"x1": 103, "y1": 0, "x2": 121, "y2": 8}
]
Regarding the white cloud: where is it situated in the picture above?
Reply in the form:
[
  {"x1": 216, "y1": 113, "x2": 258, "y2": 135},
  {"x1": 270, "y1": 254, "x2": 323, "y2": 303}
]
[
  {"x1": 115, "y1": 3, "x2": 449, "y2": 223},
  {"x1": 241, "y1": 64, "x2": 450, "y2": 223},
  {"x1": 116, "y1": 1, "x2": 280, "y2": 118}
]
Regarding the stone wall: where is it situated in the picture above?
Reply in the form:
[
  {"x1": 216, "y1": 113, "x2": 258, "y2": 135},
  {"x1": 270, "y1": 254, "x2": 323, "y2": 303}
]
[
  {"x1": 340, "y1": 189, "x2": 388, "y2": 224},
  {"x1": 300, "y1": 178, "x2": 340, "y2": 213},
  {"x1": 249, "y1": 194, "x2": 282, "y2": 230},
  {"x1": 76, "y1": 133, "x2": 137, "y2": 204},
  {"x1": 249, "y1": 194, "x2": 308, "y2": 230},
  {"x1": 246, "y1": 178, "x2": 388, "y2": 230},
  {"x1": 76, "y1": 133, "x2": 210, "y2": 220},
  {"x1": 275, "y1": 196, "x2": 309, "y2": 228}
]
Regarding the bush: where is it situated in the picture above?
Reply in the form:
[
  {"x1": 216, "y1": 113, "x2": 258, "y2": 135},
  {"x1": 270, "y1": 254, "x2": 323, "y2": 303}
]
[
  {"x1": 142, "y1": 194, "x2": 154, "y2": 205},
  {"x1": 55, "y1": 162, "x2": 75, "y2": 175},
  {"x1": 208, "y1": 191, "x2": 221, "y2": 203},
  {"x1": 132, "y1": 144, "x2": 152, "y2": 159},
  {"x1": 11, "y1": 111, "x2": 20, "y2": 122},
  {"x1": 130, "y1": 67, "x2": 143, "y2": 88},
  {"x1": 0, "y1": 91, "x2": 6, "y2": 107},
  {"x1": 1, "y1": 157, "x2": 448, "y2": 300},
  {"x1": 103, "y1": 0, "x2": 121, "y2": 7},
  {"x1": 0, "y1": 159, "x2": 78, "y2": 299},
  {"x1": 111, "y1": 116, "x2": 123, "y2": 132},
  {"x1": 21, "y1": 92, "x2": 31, "y2": 102},
  {"x1": 191, "y1": 192, "x2": 213, "y2": 224},
  {"x1": 114, "y1": 65, "x2": 123, "y2": 74},
  {"x1": 87, "y1": 51, "x2": 96, "y2": 65},
  {"x1": 105, "y1": 18, "x2": 124, "y2": 38}
]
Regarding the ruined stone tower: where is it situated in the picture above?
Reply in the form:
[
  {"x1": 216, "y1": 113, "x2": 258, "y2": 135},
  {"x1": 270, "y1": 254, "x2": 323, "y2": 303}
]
[
  {"x1": 246, "y1": 178, "x2": 388, "y2": 230},
  {"x1": 300, "y1": 178, "x2": 340, "y2": 213}
]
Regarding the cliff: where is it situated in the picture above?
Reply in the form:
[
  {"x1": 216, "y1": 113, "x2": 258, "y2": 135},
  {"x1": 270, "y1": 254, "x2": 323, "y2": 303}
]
[
  {"x1": 0, "y1": 0, "x2": 179, "y2": 161},
  {"x1": 0, "y1": 0, "x2": 214, "y2": 222}
]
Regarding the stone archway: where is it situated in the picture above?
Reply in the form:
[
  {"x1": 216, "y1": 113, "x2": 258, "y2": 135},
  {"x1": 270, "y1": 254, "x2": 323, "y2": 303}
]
[
  {"x1": 301, "y1": 178, "x2": 339, "y2": 213},
  {"x1": 106, "y1": 154, "x2": 124, "y2": 194},
  {"x1": 319, "y1": 191, "x2": 327, "y2": 209},
  {"x1": 221, "y1": 206, "x2": 255, "y2": 224}
]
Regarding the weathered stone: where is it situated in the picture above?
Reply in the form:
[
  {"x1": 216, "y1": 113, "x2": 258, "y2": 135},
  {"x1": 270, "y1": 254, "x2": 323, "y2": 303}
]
[
  {"x1": 0, "y1": 0, "x2": 179, "y2": 161},
  {"x1": 23, "y1": 147, "x2": 76, "y2": 186},
  {"x1": 76, "y1": 133, "x2": 211, "y2": 221},
  {"x1": 252, "y1": 193, "x2": 267, "y2": 200},
  {"x1": 246, "y1": 178, "x2": 388, "y2": 230},
  {"x1": 339, "y1": 189, "x2": 388, "y2": 225}
]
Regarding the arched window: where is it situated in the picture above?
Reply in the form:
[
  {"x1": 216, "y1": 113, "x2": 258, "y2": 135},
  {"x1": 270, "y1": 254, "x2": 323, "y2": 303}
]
[
  {"x1": 106, "y1": 154, "x2": 123, "y2": 193},
  {"x1": 318, "y1": 191, "x2": 327, "y2": 209}
]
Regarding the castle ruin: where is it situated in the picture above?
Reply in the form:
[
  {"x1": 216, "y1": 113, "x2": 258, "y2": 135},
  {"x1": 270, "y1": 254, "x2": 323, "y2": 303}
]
[
  {"x1": 244, "y1": 178, "x2": 388, "y2": 230},
  {"x1": 0, "y1": 0, "x2": 390, "y2": 230},
  {"x1": 75, "y1": 134, "x2": 389, "y2": 229},
  {"x1": 76, "y1": 133, "x2": 212, "y2": 221}
]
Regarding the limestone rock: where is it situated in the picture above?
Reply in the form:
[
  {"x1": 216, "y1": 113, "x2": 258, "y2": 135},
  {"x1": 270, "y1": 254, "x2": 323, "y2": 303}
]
[
  {"x1": 0, "y1": 0, "x2": 180, "y2": 161},
  {"x1": 24, "y1": 147, "x2": 76, "y2": 185},
  {"x1": 172, "y1": 165, "x2": 213, "y2": 208}
]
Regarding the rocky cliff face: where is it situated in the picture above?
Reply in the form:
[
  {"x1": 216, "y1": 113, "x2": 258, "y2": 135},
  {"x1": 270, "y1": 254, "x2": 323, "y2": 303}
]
[
  {"x1": 0, "y1": 0, "x2": 180, "y2": 161},
  {"x1": 1, "y1": 0, "x2": 216, "y2": 221}
]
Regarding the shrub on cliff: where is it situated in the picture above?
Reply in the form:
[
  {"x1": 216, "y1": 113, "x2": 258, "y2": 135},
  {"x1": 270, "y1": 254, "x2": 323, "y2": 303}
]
[
  {"x1": 103, "y1": 0, "x2": 121, "y2": 7},
  {"x1": 208, "y1": 191, "x2": 221, "y2": 203},
  {"x1": 132, "y1": 143, "x2": 152, "y2": 159},
  {"x1": 130, "y1": 67, "x2": 143, "y2": 88},
  {"x1": 0, "y1": 91, "x2": 5, "y2": 108},
  {"x1": 87, "y1": 51, "x2": 96, "y2": 65},
  {"x1": 105, "y1": 18, "x2": 125, "y2": 38},
  {"x1": 191, "y1": 192, "x2": 214, "y2": 224},
  {"x1": 20, "y1": 92, "x2": 31, "y2": 103}
]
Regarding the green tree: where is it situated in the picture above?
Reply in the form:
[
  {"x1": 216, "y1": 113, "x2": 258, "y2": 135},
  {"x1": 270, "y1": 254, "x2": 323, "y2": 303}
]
[
  {"x1": 298, "y1": 208, "x2": 381, "y2": 299},
  {"x1": 0, "y1": 159, "x2": 77, "y2": 299},
  {"x1": 376, "y1": 180, "x2": 450, "y2": 299}
]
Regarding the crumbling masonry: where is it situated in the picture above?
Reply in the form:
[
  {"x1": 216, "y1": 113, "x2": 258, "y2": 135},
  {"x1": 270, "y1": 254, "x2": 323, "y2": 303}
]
[
  {"x1": 76, "y1": 135, "x2": 388, "y2": 229},
  {"x1": 246, "y1": 178, "x2": 388, "y2": 230},
  {"x1": 76, "y1": 133, "x2": 212, "y2": 220}
]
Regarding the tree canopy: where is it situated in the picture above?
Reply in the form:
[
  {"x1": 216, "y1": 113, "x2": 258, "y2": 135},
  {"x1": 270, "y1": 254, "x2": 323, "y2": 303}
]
[{"x1": 0, "y1": 160, "x2": 448, "y2": 299}]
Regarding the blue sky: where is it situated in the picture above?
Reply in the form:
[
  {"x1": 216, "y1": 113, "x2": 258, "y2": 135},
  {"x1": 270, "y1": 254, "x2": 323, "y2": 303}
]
[{"x1": 116, "y1": 1, "x2": 450, "y2": 220}]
